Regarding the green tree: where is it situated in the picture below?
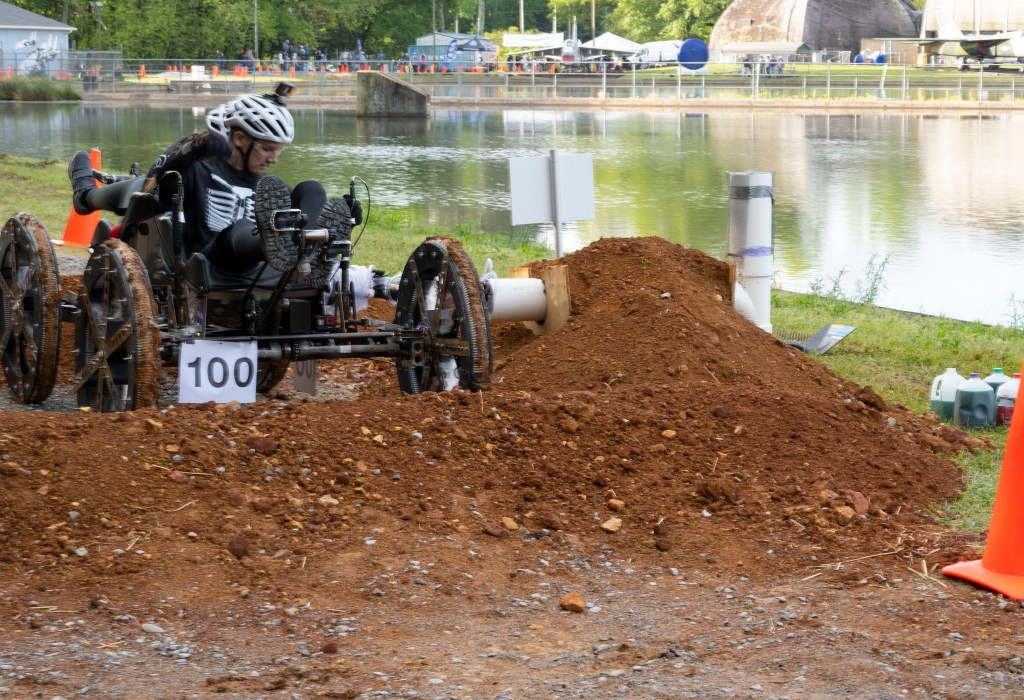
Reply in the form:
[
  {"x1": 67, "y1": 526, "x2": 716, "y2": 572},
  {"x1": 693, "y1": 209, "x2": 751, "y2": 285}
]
[{"x1": 607, "y1": 0, "x2": 729, "y2": 42}]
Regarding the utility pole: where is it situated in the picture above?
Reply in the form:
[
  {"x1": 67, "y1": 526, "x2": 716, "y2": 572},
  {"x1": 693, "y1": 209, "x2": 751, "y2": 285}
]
[
  {"x1": 477, "y1": 0, "x2": 484, "y2": 35},
  {"x1": 591, "y1": 0, "x2": 596, "y2": 41},
  {"x1": 520, "y1": 0, "x2": 524, "y2": 33},
  {"x1": 253, "y1": 0, "x2": 259, "y2": 60}
]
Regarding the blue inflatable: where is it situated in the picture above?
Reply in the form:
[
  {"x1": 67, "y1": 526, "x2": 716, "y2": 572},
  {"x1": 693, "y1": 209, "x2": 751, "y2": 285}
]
[{"x1": 677, "y1": 38, "x2": 709, "y2": 71}]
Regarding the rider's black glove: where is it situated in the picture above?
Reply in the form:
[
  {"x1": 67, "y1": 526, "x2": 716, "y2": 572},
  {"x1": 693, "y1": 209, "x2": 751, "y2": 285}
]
[{"x1": 343, "y1": 194, "x2": 363, "y2": 225}]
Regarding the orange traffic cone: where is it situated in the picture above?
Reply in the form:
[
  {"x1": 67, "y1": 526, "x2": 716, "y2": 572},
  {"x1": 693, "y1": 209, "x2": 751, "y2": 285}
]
[
  {"x1": 59, "y1": 149, "x2": 102, "y2": 248},
  {"x1": 943, "y1": 356, "x2": 1024, "y2": 600}
]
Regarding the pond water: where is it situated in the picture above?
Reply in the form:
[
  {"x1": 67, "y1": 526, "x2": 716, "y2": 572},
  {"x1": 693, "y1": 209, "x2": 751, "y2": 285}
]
[{"x1": 2, "y1": 103, "x2": 1023, "y2": 326}]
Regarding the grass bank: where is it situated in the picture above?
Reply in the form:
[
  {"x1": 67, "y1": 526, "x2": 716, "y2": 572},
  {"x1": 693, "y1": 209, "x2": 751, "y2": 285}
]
[
  {"x1": 1, "y1": 153, "x2": 1013, "y2": 535},
  {"x1": 0, "y1": 77, "x2": 80, "y2": 102}
]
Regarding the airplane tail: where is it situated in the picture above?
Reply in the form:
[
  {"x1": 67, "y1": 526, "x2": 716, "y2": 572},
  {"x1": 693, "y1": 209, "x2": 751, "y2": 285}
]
[{"x1": 934, "y1": 4, "x2": 964, "y2": 38}]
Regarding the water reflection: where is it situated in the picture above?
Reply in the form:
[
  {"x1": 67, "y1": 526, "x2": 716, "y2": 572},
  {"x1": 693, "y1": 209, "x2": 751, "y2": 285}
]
[{"x1": 1, "y1": 103, "x2": 1022, "y2": 325}]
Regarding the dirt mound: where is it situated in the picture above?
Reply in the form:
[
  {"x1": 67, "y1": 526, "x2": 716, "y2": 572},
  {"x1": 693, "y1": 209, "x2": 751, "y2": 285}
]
[
  {"x1": 1, "y1": 236, "x2": 971, "y2": 578},
  {"x1": 0, "y1": 236, "x2": 1003, "y2": 698}
]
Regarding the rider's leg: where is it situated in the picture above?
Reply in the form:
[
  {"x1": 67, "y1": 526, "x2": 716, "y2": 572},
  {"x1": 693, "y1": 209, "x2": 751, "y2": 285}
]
[
  {"x1": 68, "y1": 151, "x2": 97, "y2": 215},
  {"x1": 291, "y1": 180, "x2": 327, "y2": 226},
  {"x1": 204, "y1": 219, "x2": 262, "y2": 272}
]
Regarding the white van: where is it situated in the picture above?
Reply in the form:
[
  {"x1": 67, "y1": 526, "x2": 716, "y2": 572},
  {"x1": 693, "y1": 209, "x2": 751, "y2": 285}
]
[{"x1": 626, "y1": 40, "x2": 682, "y2": 65}]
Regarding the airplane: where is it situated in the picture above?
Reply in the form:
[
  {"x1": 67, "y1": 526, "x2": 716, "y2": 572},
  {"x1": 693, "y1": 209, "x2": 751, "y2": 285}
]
[
  {"x1": 885, "y1": 15, "x2": 1024, "y2": 68},
  {"x1": 502, "y1": 19, "x2": 606, "y2": 73}
]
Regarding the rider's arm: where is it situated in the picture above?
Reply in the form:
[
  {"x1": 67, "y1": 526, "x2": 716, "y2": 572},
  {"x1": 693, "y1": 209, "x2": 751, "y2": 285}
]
[{"x1": 143, "y1": 130, "x2": 231, "y2": 192}]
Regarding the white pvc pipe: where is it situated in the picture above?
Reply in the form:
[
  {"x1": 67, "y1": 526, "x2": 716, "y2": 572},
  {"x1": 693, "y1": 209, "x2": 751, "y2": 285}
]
[
  {"x1": 727, "y1": 170, "x2": 773, "y2": 333},
  {"x1": 485, "y1": 277, "x2": 548, "y2": 323}
]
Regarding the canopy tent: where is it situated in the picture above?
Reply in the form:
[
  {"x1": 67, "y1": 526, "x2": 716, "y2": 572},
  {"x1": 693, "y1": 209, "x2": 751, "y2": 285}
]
[
  {"x1": 503, "y1": 32, "x2": 563, "y2": 50},
  {"x1": 719, "y1": 42, "x2": 812, "y2": 57},
  {"x1": 580, "y1": 32, "x2": 641, "y2": 53}
]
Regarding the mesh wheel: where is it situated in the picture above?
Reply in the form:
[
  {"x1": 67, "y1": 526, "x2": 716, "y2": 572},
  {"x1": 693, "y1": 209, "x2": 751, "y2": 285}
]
[
  {"x1": 0, "y1": 213, "x2": 61, "y2": 404},
  {"x1": 394, "y1": 237, "x2": 492, "y2": 394},
  {"x1": 74, "y1": 240, "x2": 161, "y2": 412}
]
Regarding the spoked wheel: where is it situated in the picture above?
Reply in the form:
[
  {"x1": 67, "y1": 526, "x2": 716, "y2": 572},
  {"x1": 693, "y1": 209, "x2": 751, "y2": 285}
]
[
  {"x1": 74, "y1": 239, "x2": 161, "y2": 412},
  {"x1": 239, "y1": 293, "x2": 290, "y2": 393},
  {"x1": 0, "y1": 213, "x2": 61, "y2": 404},
  {"x1": 256, "y1": 357, "x2": 290, "y2": 393},
  {"x1": 394, "y1": 236, "x2": 492, "y2": 394}
]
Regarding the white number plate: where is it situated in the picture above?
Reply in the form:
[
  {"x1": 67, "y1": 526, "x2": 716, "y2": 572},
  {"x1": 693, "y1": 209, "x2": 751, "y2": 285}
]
[
  {"x1": 178, "y1": 340, "x2": 258, "y2": 404},
  {"x1": 293, "y1": 359, "x2": 317, "y2": 395}
]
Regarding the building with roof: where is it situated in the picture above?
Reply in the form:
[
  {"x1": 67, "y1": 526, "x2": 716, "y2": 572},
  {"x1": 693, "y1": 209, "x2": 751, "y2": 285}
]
[
  {"x1": 920, "y1": 0, "x2": 1024, "y2": 36},
  {"x1": 709, "y1": 0, "x2": 919, "y2": 58},
  {"x1": 0, "y1": 0, "x2": 73, "y2": 76}
]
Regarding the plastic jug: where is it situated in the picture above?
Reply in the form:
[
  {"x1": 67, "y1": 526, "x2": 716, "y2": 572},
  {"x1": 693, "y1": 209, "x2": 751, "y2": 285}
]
[
  {"x1": 953, "y1": 373, "x2": 996, "y2": 428},
  {"x1": 983, "y1": 368, "x2": 1011, "y2": 398},
  {"x1": 996, "y1": 372, "x2": 1020, "y2": 426},
  {"x1": 930, "y1": 368, "x2": 966, "y2": 421}
]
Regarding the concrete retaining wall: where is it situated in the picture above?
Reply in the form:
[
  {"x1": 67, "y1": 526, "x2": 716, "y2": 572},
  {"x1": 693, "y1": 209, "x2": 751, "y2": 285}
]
[{"x1": 356, "y1": 70, "x2": 429, "y2": 118}]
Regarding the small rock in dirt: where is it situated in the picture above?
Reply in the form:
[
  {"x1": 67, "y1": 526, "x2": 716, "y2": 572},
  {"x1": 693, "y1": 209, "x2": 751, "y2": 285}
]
[
  {"x1": 144, "y1": 419, "x2": 163, "y2": 434},
  {"x1": 832, "y1": 506, "x2": 856, "y2": 525},
  {"x1": 483, "y1": 522, "x2": 510, "y2": 538},
  {"x1": 607, "y1": 498, "x2": 625, "y2": 512},
  {"x1": 535, "y1": 512, "x2": 564, "y2": 531},
  {"x1": 168, "y1": 470, "x2": 190, "y2": 484},
  {"x1": 246, "y1": 436, "x2": 277, "y2": 455},
  {"x1": 846, "y1": 490, "x2": 870, "y2": 515},
  {"x1": 559, "y1": 416, "x2": 579, "y2": 434},
  {"x1": 141, "y1": 623, "x2": 165, "y2": 634},
  {"x1": 712, "y1": 406, "x2": 730, "y2": 418},
  {"x1": 227, "y1": 535, "x2": 252, "y2": 559},
  {"x1": 559, "y1": 592, "x2": 586, "y2": 613},
  {"x1": 601, "y1": 517, "x2": 622, "y2": 533},
  {"x1": 501, "y1": 517, "x2": 520, "y2": 531},
  {"x1": 251, "y1": 498, "x2": 274, "y2": 513},
  {"x1": 321, "y1": 641, "x2": 339, "y2": 654}
]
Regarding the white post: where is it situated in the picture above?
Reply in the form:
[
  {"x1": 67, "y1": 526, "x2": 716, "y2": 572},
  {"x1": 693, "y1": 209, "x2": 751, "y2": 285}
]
[
  {"x1": 549, "y1": 149, "x2": 563, "y2": 258},
  {"x1": 727, "y1": 171, "x2": 774, "y2": 332}
]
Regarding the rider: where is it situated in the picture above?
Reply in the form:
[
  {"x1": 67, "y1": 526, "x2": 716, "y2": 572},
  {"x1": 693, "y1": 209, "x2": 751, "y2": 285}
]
[{"x1": 68, "y1": 82, "x2": 362, "y2": 285}]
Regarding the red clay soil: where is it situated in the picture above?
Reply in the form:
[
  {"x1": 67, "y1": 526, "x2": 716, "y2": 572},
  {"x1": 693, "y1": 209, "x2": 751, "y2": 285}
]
[{"x1": 0, "y1": 237, "x2": 1020, "y2": 699}]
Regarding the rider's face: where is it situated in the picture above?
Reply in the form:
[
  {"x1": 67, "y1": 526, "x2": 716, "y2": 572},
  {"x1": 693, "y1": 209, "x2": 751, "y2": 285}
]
[{"x1": 230, "y1": 132, "x2": 284, "y2": 174}]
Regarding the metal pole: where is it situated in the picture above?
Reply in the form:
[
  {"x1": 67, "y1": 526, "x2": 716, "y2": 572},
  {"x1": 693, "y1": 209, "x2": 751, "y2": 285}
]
[
  {"x1": 253, "y1": 0, "x2": 258, "y2": 62},
  {"x1": 826, "y1": 62, "x2": 830, "y2": 99},
  {"x1": 677, "y1": 67, "x2": 681, "y2": 99},
  {"x1": 602, "y1": 61, "x2": 606, "y2": 97},
  {"x1": 549, "y1": 149, "x2": 563, "y2": 258}
]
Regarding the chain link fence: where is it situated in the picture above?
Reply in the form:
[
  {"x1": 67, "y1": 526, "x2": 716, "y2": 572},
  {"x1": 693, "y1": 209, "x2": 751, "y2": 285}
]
[{"x1": 3, "y1": 53, "x2": 1024, "y2": 103}]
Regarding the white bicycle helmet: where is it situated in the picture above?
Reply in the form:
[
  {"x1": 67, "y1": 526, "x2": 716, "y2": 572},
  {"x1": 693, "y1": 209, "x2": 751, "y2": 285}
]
[
  {"x1": 205, "y1": 103, "x2": 231, "y2": 140},
  {"x1": 223, "y1": 93, "x2": 295, "y2": 144}
]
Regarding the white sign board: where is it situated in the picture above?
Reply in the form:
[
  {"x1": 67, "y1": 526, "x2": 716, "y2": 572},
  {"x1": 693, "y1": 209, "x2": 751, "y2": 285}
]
[
  {"x1": 509, "y1": 152, "x2": 595, "y2": 226},
  {"x1": 293, "y1": 359, "x2": 318, "y2": 395},
  {"x1": 178, "y1": 340, "x2": 258, "y2": 404}
]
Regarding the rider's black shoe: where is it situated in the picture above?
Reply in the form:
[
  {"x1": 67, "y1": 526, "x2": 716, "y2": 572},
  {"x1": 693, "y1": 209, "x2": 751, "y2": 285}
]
[
  {"x1": 68, "y1": 150, "x2": 96, "y2": 215},
  {"x1": 254, "y1": 175, "x2": 295, "y2": 272},
  {"x1": 316, "y1": 198, "x2": 352, "y2": 241}
]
